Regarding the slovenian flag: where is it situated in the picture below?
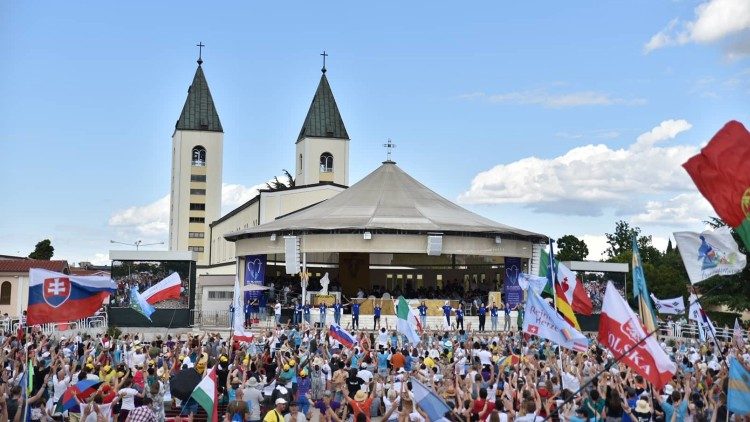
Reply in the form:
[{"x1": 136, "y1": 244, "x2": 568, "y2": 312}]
[
  {"x1": 683, "y1": 120, "x2": 750, "y2": 250},
  {"x1": 329, "y1": 323, "x2": 356, "y2": 349},
  {"x1": 28, "y1": 269, "x2": 116, "y2": 326},
  {"x1": 140, "y1": 272, "x2": 182, "y2": 304}
]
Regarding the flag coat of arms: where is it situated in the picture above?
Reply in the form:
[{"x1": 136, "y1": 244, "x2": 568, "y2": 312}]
[
  {"x1": 598, "y1": 281, "x2": 676, "y2": 389},
  {"x1": 674, "y1": 228, "x2": 746, "y2": 285},
  {"x1": 522, "y1": 289, "x2": 589, "y2": 352},
  {"x1": 28, "y1": 268, "x2": 116, "y2": 325},
  {"x1": 682, "y1": 120, "x2": 750, "y2": 250}
]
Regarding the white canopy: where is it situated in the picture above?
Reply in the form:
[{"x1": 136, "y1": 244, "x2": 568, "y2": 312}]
[{"x1": 226, "y1": 161, "x2": 544, "y2": 242}]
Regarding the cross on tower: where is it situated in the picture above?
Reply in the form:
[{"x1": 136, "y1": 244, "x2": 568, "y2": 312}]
[
  {"x1": 320, "y1": 50, "x2": 328, "y2": 73},
  {"x1": 383, "y1": 138, "x2": 397, "y2": 162},
  {"x1": 196, "y1": 42, "x2": 205, "y2": 65}
]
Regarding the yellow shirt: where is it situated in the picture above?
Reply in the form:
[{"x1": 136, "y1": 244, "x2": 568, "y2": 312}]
[
  {"x1": 424, "y1": 357, "x2": 436, "y2": 368},
  {"x1": 263, "y1": 409, "x2": 283, "y2": 422}
]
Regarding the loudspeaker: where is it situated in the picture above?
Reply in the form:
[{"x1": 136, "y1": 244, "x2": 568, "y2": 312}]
[{"x1": 427, "y1": 235, "x2": 443, "y2": 256}]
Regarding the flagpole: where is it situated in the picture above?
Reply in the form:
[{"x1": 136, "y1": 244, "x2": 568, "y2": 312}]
[{"x1": 549, "y1": 238, "x2": 558, "y2": 312}]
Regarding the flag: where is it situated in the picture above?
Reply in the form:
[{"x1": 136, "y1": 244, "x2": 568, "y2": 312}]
[
  {"x1": 632, "y1": 237, "x2": 658, "y2": 333},
  {"x1": 410, "y1": 378, "x2": 451, "y2": 422},
  {"x1": 728, "y1": 356, "x2": 750, "y2": 415},
  {"x1": 598, "y1": 281, "x2": 676, "y2": 389},
  {"x1": 688, "y1": 295, "x2": 719, "y2": 346},
  {"x1": 232, "y1": 277, "x2": 254, "y2": 342},
  {"x1": 56, "y1": 380, "x2": 102, "y2": 413},
  {"x1": 129, "y1": 287, "x2": 155, "y2": 322},
  {"x1": 518, "y1": 273, "x2": 548, "y2": 295},
  {"x1": 329, "y1": 323, "x2": 356, "y2": 349},
  {"x1": 682, "y1": 120, "x2": 750, "y2": 250},
  {"x1": 27, "y1": 359, "x2": 33, "y2": 395},
  {"x1": 396, "y1": 296, "x2": 420, "y2": 346},
  {"x1": 537, "y1": 249, "x2": 554, "y2": 297},
  {"x1": 555, "y1": 261, "x2": 593, "y2": 315},
  {"x1": 650, "y1": 294, "x2": 686, "y2": 315},
  {"x1": 140, "y1": 272, "x2": 182, "y2": 304},
  {"x1": 541, "y1": 242, "x2": 582, "y2": 329},
  {"x1": 522, "y1": 289, "x2": 589, "y2": 352},
  {"x1": 27, "y1": 269, "x2": 115, "y2": 326},
  {"x1": 190, "y1": 365, "x2": 218, "y2": 422},
  {"x1": 673, "y1": 228, "x2": 747, "y2": 285},
  {"x1": 734, "y1": 318, "x2": 746, "y2": 348}
]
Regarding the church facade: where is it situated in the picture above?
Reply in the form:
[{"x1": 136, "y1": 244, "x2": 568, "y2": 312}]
[{"x1": 168, "y1": 57, "x2": 352, "y2": 271}]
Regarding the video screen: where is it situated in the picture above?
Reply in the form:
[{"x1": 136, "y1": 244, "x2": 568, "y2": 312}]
[{"x1": 110, "y1": 260, "x2": 191, "y2": 309}]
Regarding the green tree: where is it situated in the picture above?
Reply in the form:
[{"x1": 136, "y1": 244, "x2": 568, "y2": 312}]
[
  {"x1": 604, "y1": 220, "x2": 657, "y2": 262},
  {"x1": 29, "y1": 239, "x2": 54, "y2": 260},
  {"x1": 696, "y1": 217, "x2": 750, "y2": 312},
  {"x1": 556, "y1": 235, "x2": 589, "y2": 261},
  {"x1": 265, "y1": 169, "x2": 296, "y2": 191}
]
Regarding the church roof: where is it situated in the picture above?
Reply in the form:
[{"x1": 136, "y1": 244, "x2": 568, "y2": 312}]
[
  {"x1": 225, "y1": 161, "x2": 545, "y2": 241},
  {"x1": 175, "y1": 64, "x2": 223, "y2": 133},
  {"x1": 297, "y1": 73, "x2": 349, "y2": 142}
]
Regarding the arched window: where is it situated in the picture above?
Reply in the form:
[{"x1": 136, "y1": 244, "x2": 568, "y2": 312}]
[
  {"x1": 299, "y1": 154, "x2": 303, "y2": 173},
  {"x1": 0, "y1": 282, "x2": 10, "y2": 305},
  {"x1": 320, "y1": 152, "x2": 333, "y2": 172},
  {"x1": 192, "y1": 146, "x2": 206, "y2": 166}
]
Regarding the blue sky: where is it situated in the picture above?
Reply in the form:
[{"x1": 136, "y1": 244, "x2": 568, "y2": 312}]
[{"x1": 2, "y1": 1, "x2": 749, "y2": 264}]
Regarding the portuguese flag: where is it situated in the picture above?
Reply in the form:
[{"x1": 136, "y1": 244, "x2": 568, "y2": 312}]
[{"x1": 683, "y1": 121, "x2": 750, "y2": 250}]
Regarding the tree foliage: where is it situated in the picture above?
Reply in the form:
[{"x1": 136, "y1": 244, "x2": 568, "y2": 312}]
[
  {"x1": 556, "y1": 235, "x2": 589, "y2": 261},
  {"x1": 265, "y1": 169, "x2": 296, "y2": 191},
  {"x1": 29, "y1": 239, "x2": 54, "y2": 260},
  {"x1": 604, "y1": 220, "x2": 658, "y2": 262}
]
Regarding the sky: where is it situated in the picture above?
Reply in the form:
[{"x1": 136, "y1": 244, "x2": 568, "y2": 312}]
[{"x1": 2, "y1": 0, "x2": 749, "y2": 265}]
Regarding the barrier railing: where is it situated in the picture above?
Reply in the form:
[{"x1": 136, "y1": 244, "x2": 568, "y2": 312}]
[
  {"x1": 2, "y1": 314, "x2": 108, "y2": 335},
  {"x1": 658, "y1": 321, "x2": 747, "y2": 342}
]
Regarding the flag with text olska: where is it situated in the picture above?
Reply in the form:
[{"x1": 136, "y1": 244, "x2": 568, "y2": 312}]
[
  {"x1": 523, "y1": 289, "x2": 589, "y2": 352},
  {"x1": 598, "y1": 281, "x2": 676, "y2": 390},
  {"x1": 28, "y1": 268, "x2": 116, "y2": 326}
]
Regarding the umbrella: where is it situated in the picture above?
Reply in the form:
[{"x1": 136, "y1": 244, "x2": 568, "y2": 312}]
[
  {"x1": 242, "y1": 284, "x2": 270, "y2": 292},
  {"x1": 170, "y1": 368, "x2": 202, "y2": 401},
  {"x1": 56, "y1": 380, "x2": 103, "y2": 413}
]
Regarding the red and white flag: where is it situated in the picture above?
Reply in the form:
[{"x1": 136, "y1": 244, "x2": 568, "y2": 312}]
[
  {"x1": 141, "y1": 273, "x2": 182, "y2": 304},
  {"x1": 555, "y1": 262, "x2": 593, "y2": 315},
  {"x1": 598, "y1": 281, "x2": 676, "y2": 389}
]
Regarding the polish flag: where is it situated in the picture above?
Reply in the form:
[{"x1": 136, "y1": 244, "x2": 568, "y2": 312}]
[
  {"x1": 555, "y1": 262, "x2": 593, "y2": 315},
  {"x1": 598, "y1": 281, "x2": 676, "y2": 389},
  {"x1": 141, "y1": 273, "x2": 182, "y2": 305}
]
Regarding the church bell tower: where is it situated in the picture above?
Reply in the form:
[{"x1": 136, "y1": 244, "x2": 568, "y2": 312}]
[
  {"x1": 295, "y1": 55, "x2": 350, "y2": 187},
  {"x1": 168, "y1": 48, "x2": 223, "y2": 264}
]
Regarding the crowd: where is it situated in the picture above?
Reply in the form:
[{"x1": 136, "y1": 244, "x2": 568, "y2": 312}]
[{"x1": 6, "y1": 308, "x2": 750, "y2": 422}]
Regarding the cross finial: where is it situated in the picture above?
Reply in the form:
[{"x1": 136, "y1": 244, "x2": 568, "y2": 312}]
[
  {"x1": 196, "y1": 42, "x2": 205, "y2": 65},
  {"x1": 383, "y1": 138, "x2": 397, "y2": 162},
  {"x1": 320, "y1": 50, "x2": 328, "y2": 73}
]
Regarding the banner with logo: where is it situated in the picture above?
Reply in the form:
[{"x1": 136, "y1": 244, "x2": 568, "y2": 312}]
[
  {"x1": 674, "y1": 227, "x2": 746, "y2": 285},
  {"x1": 504, "y1": 257, "x2": 523, "y2": 307},
  {"x1": 244, "y1": 255, "x2": 266, "y2": 302},
  {"x1": 523, "y1": 289, "x2": 589, "y2": 352}
]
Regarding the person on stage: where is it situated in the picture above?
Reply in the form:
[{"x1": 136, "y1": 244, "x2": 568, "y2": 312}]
[
  {"x1": 477, "y1": 302, "x2": 487, "y2": 331},
  {"x1": 373, "y1": 300, "x2": 382, "y2": 331},
  {"x1": 503, "y1": 299, "x2": 511, "y2": 331},
  {"x1": 442, "y1": 301, "x2": 453, "y2": 328},
  {"x1": 418, "y1": 301, "x2": 428, "y2": 330},
  {"x1": 490, "y1": 302, "x2": 499, "y2": 331},
  {"x1": 319, "y1": 302, "x2": 328, "y2": 327},
  {"x1": 333, "y1": 300, "x2": 343, "y2": 326},
  {"x1": 456, "y1": 303, "x2": 465, "y2": 331}
]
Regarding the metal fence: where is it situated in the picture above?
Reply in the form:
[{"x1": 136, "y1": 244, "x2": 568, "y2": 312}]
[
  {"x1": 658, "y1": 321, "x2": 748, "y2": 342},
  {"x1": 2, "y1": 314, "x2": 108, "y2": 334}
]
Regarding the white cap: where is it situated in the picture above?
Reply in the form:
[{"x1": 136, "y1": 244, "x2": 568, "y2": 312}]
[{"x1": 276, "y1": 398, "x2": 287, "y2": 405}]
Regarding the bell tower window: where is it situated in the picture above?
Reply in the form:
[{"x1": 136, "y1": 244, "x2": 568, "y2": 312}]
[
  {"x1": 320, "y1": 152, "x2": 333, "y2": 173},
  {"x1": 192, "y1": 146, "x2": 206, "y2": 166}
]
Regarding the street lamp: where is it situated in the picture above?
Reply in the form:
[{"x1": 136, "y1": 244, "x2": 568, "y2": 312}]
[{"x1": 109, "y1": 240, "x2": 164, "y2": 250}]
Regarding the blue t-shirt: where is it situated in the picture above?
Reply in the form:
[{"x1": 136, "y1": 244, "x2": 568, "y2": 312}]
[
  {"x1": 374, "y1": 306, "x2": 381, "y2": 317},
  {"x1": 478, "y1": 306, "x2": 486, "y2": 316},
  {"x1": 352, "y1": 303, "x2": 360, "y2": 315},
  {"x1": 418, "y1": 305, "x2": 427, "y2": 316},
  {"x1": 404, "y1": 355, "x2": 412, "y2": 371},
  {"x1": 295, "y1": 304, "x2": 302, "y2": 314},
  {"x1": 504, "y1": 304, "x2": 511, "y2": 315},
  {"x1": 442, "y1": 305, "x2": 452, "y2": 316},
  {"x1": 303, "y1": 305, "x2": 311, "y2": 315},
  {"x1": 490, "y1": 306, "x2": 498, "y2": 317},
  {"x1": 377, "y1": 352, "x2": 389, "y2": 369},
  {"x1": 661, "y1": 399, "x2": 688, "y2": 422},
  {"x1": 334, "y1": 304, "x2": 342, "y2": 314},
  {"x1": 456, "y1": 309, "x2": 464, "y2": 318},
  {"x1": 244, "y1": 304, "x2": 252, "y2": 314},
  {"x1": 319, "y1": 304, "x2": 327, "y2": 314}
]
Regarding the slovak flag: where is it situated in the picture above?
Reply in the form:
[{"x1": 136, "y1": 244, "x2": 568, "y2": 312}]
[
  {"x1": 598, "y1": 281, "x2": 676, "y2": 389},
  {"x1": 329, "y1": 323, "x2": 357, "y2": 349},
  {"x1": 28, "y1": 269, "x2": 116, "y2": 326}
]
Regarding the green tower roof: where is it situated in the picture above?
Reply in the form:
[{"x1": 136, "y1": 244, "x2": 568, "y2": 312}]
[
  {"x1": 297, "y1": 73, "x2": 349, "y2": 142},
  {"x1": 175, "y1": 64, "x2": 223, "y2": 133}
]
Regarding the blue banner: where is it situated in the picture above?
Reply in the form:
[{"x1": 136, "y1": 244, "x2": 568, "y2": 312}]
[
  {"x1": 244, "y1": 255, "x2": 266, "y2": 302},
  {"x1": 504, "y1": 257, "x2": 523, "y2": 308}
]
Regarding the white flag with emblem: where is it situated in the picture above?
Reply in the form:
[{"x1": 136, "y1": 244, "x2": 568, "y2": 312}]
[{"x1": 674, "y1": 227, "x2": 746, "y2": 285}]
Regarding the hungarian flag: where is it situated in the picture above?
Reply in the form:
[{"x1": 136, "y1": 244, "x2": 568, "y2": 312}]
[
  {"x1": 140, "y1": 272, "x2": 182, "y2": 304},
  {"x1": 190, "y1": 365, "x2": 218, "y2": 422},
  {"x1": 683, "y1": 120, "x2": 750, "y2": 250},
  {"x1": 599, "y1": 281, "x2": 676, "y2": 389},
  {"x1": 396, "y1": 296, "x2": 421, "y2": 345}
]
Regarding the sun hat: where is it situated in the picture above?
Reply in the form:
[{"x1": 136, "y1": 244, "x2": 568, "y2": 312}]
[
  {"x1": 289, "y1": 359, "x2": 296, "y2": 367},
  {"x1": 354, "y1": 390, "x2": 368, "y2": 402},
  {"x1": 635, "y1": 400, "x2": 651, "y2": 413},
  {"x1": 276, "y1": 398, "x2": 287, "y2": 405},
  {"x1": 283, "y1": 364, "x2": 290, "y2": 371},
  {"x1": 248, "y1": 377, "x2": 258, "y2": 387},
  {"x1": 664, "y1": 384, "x2": 674, "y2": 395}
]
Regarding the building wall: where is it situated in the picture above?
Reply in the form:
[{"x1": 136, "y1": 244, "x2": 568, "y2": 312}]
[
  {"x1": 169, "y1": 130, "x2": 223, "y2": 264},
  {"x1": 209, "y1": 202, "x2": 260, "y2": 265},
  {"x1": 295, "y1": 137, "x2": 349, "y2": 186},
  {"x1": 258, "y1": 185, "x2": 345, "y2": 225},
  {"x1": 0, "y1": 273, "x2": 29, "y2": 318},
  {"x1": 200, "y1": 285, "x2": 234, "y2": 314}
]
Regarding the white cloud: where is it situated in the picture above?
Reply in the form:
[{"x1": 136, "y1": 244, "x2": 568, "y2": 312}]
[
  {"x1": 631, "y1": 192, "x2": 715, "y2": 226},
  {"x1": 109, "y1": 181, "x2": 269, "y2": 239},
  {"x1": 86, "y1": 253, "x2": 111, "y2": 266},
  {"x1": 645, "y1": 0, "x2": 750, "y2": 54},
  {"x1": 458, "y1": 119, "x2": 697, "y2": 216},
  {"x1": 462, "y1": 90, "x2": 646, "y2": 108}
]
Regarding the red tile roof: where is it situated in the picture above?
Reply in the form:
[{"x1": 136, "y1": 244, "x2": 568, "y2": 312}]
[
  {"x1": 0, "y1": 259, "x2": 69, "y2": 273},
  {"x1": 69, "y1": 268, "x2": 110, "y2": 277}
]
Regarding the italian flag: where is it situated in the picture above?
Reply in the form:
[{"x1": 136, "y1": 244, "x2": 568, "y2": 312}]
[
  {"x1": 189, "y1": 365, "x2": 218, "y2": 421},
  {"x1": 683, "y1": 120, "x2": 750, "y2": 250},
  {"x1": 396, "y1": 296, "x2": 421, "y2": 346}
]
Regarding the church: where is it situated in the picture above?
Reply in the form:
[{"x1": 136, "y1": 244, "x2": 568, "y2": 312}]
[{"x1": 165, "y1": 51, "x2": 547, "y2": 319}]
